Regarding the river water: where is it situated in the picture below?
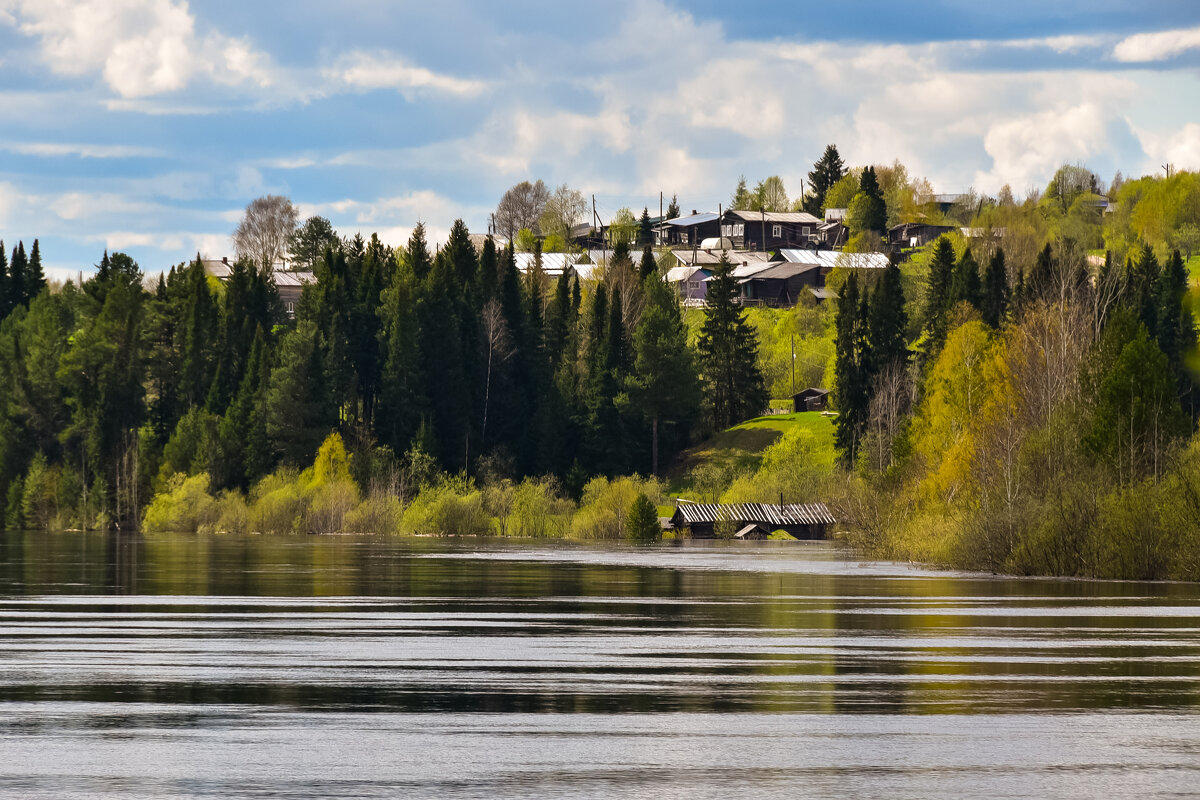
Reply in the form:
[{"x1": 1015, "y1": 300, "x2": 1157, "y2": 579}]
[{"x1": 1, "y1": 531, "x2": 1199, "y2": 799}]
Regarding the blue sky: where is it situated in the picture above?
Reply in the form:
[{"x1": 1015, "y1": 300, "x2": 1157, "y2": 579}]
[{"x1": 1, "y1": 0, "x2": 1199, "y2": 278}]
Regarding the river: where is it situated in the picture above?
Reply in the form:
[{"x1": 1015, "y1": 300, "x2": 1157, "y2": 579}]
[{"x1": 1, "y1": 531, "x2": 1198, "y2": 798}]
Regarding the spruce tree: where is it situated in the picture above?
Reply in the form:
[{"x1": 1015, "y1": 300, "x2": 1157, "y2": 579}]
[
  {"x1": 697, "y1": 253, "x2": 767, "y2": 429},
  {"x1": 949, "y1": 248, "x2": 982, "y2": 311},
  {"x1": 731, "y1": 176, "x2": 752, "y2": 210},
  {"x1": 8, "y1": 242, "x2": 27, "y2": 308},
  {"x1": 0, "y1": 241, "x2": 9, "y2": 318},
  {"x1": 1029, "y1": 243, "x2": 1055, "y2": 300},
  {"x1": 805, "y1": 144, "x2": 847, "y2": 216},
  {"x1": 667, "y1": 194, "x2": 680, "y2": 220},
  {"x1": 923, "y1": 236, "x2": 957, "y2": 349},
  {"x1": 639, "y1": 207, "x2": 653, "y2": 247},
  {"x1": 26, "y1": 239, "x2": 45, "y2": 302},
  {"x1": 639, "y1": 245, "x2": 657, "y2": 281},
  {"x1": 1125, "y1": 244, "x2": 1161, "y2": 336},
  {"x1": 179, "y1": 257, "x2": 219, "y2": 411},
  {"x1": 376, "y1": 258, "x2": 425, "y2": 455},
  {"x1": 981, "y1": 249, "x2": 1009, "y2": 328},
  {"x1": 857, "y1": 167, "x2": 887, "y2": 234},
  {"x1": 834, "y1": 272, "x2": 870, "y2": 462},
  {"x1": 867, "y1": 259, "x2": 908, "y2": 377},
  {"x1": 1155, "y1": 249, "x2": 1195, "y2": 403}
]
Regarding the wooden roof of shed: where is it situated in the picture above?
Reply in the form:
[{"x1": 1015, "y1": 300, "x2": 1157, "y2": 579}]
[{"x1": 672, "y1": 502, "x2": 836, "y2": 527}]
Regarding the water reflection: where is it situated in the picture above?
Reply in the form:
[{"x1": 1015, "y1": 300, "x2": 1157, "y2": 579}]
[{"x1": 1, "y1": 531, "x2": 1199, "y2": 798}]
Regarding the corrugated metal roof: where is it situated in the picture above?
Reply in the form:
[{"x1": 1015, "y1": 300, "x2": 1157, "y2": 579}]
[
  {"x1": 666, "y1": 265, "x2": 710, "y2": 283},
  {"x1": 666, "y1": 212, "x2": 719, "y2": 226},
  {"x1": 775, "y1": 249, "x2": 889, "y2": 269},
  {"x1": 725, "y1": 210, "x2": 822, "y2": 225},
  {"x1": 274, "y1": 271, "x2": 315, "y2": 287},
  {"x1": 513, "y1": 252, "x2": 583, "y2": 273},
  {"x1": 673, "y1": 249, "x2": 773, "y2": 268},
  {"x1": 672, "y1": 502, "x2": 836, "y2": 527},
  {"x1": 736, "y1": 262, "x2": 821, "y2": 282}
]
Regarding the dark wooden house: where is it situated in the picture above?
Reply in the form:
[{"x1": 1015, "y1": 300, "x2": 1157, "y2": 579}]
[
  {"x1": 655, "y1": 211, "x2": 721, "y2": 247},
  {"x1": 720, "y1": 210, "x2": 822, "y2": 251},
  {"x1": 792, "y1": 387, "x2": 830, "y2": 412},
  {"x1": 669, "y1": 502, "x2": 836, "y2": 540},
  {"x1": 736, "y1": 262, "x2": 823, "y2": 307},
  {"x1": 889, "y1": 222, "x2": 956, "y2": 248}
]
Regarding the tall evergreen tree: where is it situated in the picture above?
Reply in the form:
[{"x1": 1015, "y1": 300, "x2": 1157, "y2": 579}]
[
  {"x1": 639, "y1": 245, "x2": 657, "y2": 281},
  {"x1": 0, "y1": 241, "x2": 9, "y2": 318},
  {"x1": 266, "y1": 320, "x2": 336, "y2": 466},
  {"x1": 667, "y1": 194, "x2": 680, "y2": 220},
  {"x1": 834, "y1": 272, "x2": 870, "y2": 462},
  {"x1": 376, "y1": 256, "x2": 425, "y2": 456},
  {"x1": 731, "y1": 176, "x2": 752, "y2": 210},
  {"x1": 1028, "y1": 243, "x2": 1055, "y2": 300},
  {"x1": 697, "y1": 253, "x2": 767, "y2": 429},
  {"x1": 923, "y1": 236, "x2": 957, "y2": 349},
  {"x1": 805, "y1": 144, "x2": 847, "y2": 216},
  {"x1": 949, "y1": 248, "x2": 982, "y2": 311},
  {"x1": 8, "y1": 242, "x2": 27, "y2": 308},
  {"x1": 1155, "y1": 249, "x2": 1196, "y2": 403},
  {"x1": 639, "y1": 207, "x2": 653, "y2": 247},
  {"x1": 626, "y1": 274, "x2": 699, "y2": 475},
  {"x1": 867, "y1": 259, "x2": 908, "y2": 378},
  {"x1": 1125, "y1": 244, "x2": 1161, "y2": 336},
  {"x1": 178, "y1": 258, "x2": 219, "y2": 411},
  {"x1": 854, "y1": 166, "x2": 887, "y2": 234},
  {"x1": 981, "y1": 249, "x2": 1009, "y2": 328},
  {"x1": 25, "y1": 239, "x2": 45, "y2": 302}
]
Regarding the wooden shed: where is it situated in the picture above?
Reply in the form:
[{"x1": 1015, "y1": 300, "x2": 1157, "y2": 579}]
[
  {"x1": 669, "y1": 502, "x2": 836, "y2": 540},
  {"x1": 792, "y1": 388, "x2": 830, "y2": 413}
]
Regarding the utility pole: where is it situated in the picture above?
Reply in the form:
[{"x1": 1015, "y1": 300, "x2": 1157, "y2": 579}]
[
  {"x1": 761, "y1": 208, "x2": 767, "y2": 253},
  {"x1": 660, "y1": 191, "x2": 664, "y2": 250},
  {"x1": 791, "y1": 334, "x2": 795, "y2": 396}
]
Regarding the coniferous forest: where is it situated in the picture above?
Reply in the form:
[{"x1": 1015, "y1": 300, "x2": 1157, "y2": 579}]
[{"x1": 4, "y1": 160, "x2": 1200, "y2": 580}]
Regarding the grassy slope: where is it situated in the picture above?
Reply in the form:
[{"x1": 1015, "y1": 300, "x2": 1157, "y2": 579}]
[{"x1": 666, "y1": 411, "x2": 836, "y2": 495}]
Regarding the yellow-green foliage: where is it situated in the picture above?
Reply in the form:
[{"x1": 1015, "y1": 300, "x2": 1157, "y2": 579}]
[
  {"x1": 344, "y1": 494, "x2": 404, "y2": 534},
  {"x1": 402, "y1": 476, "x2": 491, "y2": 536},
  {"x1": 248, "y1": 469, "x2": 306, "y2": 533},
  {"x1": 721, "y1": 424, "x2": 837, "y2": 505},
  {"x1": 572, "y1": 475, "x2": 664, "y2": 540},
  {"x1": 142, "y1": 473, "x2": 221, "y2": 533},
  {"x1": 485, "y1": 477, "x2": 574, "y2": 538}
]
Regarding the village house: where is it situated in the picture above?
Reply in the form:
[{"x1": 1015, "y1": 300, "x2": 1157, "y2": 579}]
[
  {"x1": 734, "y1": 261, "x2": 823, "y2": 307},
  {"x1": 669, "y1": 501, "x2": 836, "y2": 540},
  {"x1": 666, "y1": 264, "x2": 712, "y2": 304},
  {"x1": 889, "y1": 222, "x2": 957, "y2": 248},
  {"x1": 654, "y1": 211, "x2": 721, "y2": 247},
  {"x1": 719, "y1": 209, "x2": 823, "y2": 251},
  {"x1": 792, "y1": 387, "x2": 830, "y2": 413},
  {"x1": 512, "y1": 251, "x2": 584, "y2": 279},
  {"x1": 202, "y1": 257, "x2": 314, "y2": 317}
]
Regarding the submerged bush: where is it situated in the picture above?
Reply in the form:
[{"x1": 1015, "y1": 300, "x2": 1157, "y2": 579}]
[
  {"x1": 573, "y1": 475, "x2": 663, "y2": 540},
  {"x1": 142, "y1": 473, "x2": 220, "y2": 533}
]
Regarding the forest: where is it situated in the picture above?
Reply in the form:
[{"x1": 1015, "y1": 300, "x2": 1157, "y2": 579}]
[{"x1": 3, "y1": 155, "x2": 1200, "y2": 579}]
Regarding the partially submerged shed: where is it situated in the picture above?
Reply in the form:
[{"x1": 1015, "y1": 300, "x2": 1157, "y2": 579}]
[{"x1": 670, "y1": 502, "x2": 836, "y2": 540}]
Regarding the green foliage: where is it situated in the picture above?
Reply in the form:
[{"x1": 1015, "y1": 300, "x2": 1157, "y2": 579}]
[
  {"x1": 514, "y1": 228, "x2": 537, "y2": 252},
  {"x1": 822, "y1": 172, "x2": 860, "y2": 215},
  {"x1": 805, "y1": 144, "x2": 847, "y2": 216},
  {"x1": 142, "y1": 473, "x2": 221, "y2": 533},
  {"x1": 626, "y1": 493, "x2": 662, "y2": 543},
  {"x1": 698, "y1": 253, "x2": 768, "y2": 429},
  {"x1": 572, "y1": 475, "x2": 662, "y2": 540}
]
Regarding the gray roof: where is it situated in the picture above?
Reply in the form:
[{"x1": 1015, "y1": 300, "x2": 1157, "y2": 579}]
[
  {"x1": 724, "y1": 209, "x2": 822, "y2": 225},
  {"x1": 672, "y1": 502, "x2": 836, "y2": 527},
  {"x1": 736, "y1": 262, "x2": 821, "y2": 283},
  {"x1": 775, "y1": 249, "x2": 889, "y2": 269},
  {"x1": 672, "y1": 249, "x2": 773, "y2": 268},
  {"x1": 513, "y1": 252, "x2": 583, "y2": 274},
  {"x1": 202, "y1": 259, "x2": 314, "y2": 287},
  {"x1": 665, "y1": 212, "x2": 719, "y2": 226},
  {"x1": 809, "y1": 287, "x2": 837, "y2": 300},
  {"x1": 666, "y1": 265, "x2": 711, "y2": 283}
]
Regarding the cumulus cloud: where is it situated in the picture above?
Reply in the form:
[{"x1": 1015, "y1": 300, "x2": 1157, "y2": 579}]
[
  {"x1": 1114, "y1": 26, "x2": 1200, "y2": 63},
  {"x1": 326, "y1": 52, "x2": 485, "y2": 97},
  {"x1": 0, "y1": 0, "x2": 274, "y2": 97}
]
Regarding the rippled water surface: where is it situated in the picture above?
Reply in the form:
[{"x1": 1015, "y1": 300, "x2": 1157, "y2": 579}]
[{"x1": 1, "y1": 532, "x2": 1199, "y2": 798}]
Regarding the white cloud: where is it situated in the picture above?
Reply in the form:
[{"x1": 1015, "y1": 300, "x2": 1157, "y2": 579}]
[
  {"x1": 0, "y1": 0, "x2": 274, "y2": 97},
  {"x1": 326, "y1": 52, "x2": 485, "y2": 97},
  {"x1": 1114, "y1": 26, "x2": 1200, "y2": 62},
  {"x1": 1, "y1": 140, "x2": 159, "y2": 158},
  {"x1": 1136, "y1": 123, "x2": 1200, "y2": 172}
]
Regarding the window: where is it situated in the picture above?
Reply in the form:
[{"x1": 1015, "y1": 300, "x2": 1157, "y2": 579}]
[
  {"x1": 721, "y1": 225, "x2": 730, "y2": 237},
  {"x1": 734, "y1": 223, "x2": 744, "y2": 236},
  {"x1": 681, "y1": 232, "x2": 688, "y2": 244},
  {"x1": 772, "y1": 224, "x2": 782, "y2": 238}
]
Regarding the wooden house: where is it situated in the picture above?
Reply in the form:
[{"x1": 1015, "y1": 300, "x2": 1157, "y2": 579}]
[
  {"x1": 666, "y1": 265, "x2": 712, "y2": 303},
  {"x1": 669, "y1": 502, "x2": 836, "y2": 540},
  {"x1": 655, "y1": 211, "x2": 721, "y2": 247},
  {"x1": 889, "y1": 222, "x2": 956, "y2": 248},
  {"x1": 735, "y1": 262, "x2": 823, "y2": 307},
  {"x1": 792, "y1": 387, "x2": 829, "y2": 412},
  {"x1": 202, "y1": 257, "x2": 314, "y2": 318},
  {"x1": 719, "y1": 210, "x2": 822, "y2": 251}
]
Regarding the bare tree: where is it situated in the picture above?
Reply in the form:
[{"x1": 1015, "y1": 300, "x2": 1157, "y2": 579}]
[
  {"x1": 494, "y1": 180, "x2": 550, "y2": 242},
  {"x1": 234, "y1": 195, "x2": 298, "y2": 271},
  {"x1": 539, "y1": 184, "x2": 588, "y2": 240},
  {"x1": 864, "y1": 362, "x2": 913, "y2": 474},
  {"x1": 480, "y1": 298, "x2": 514, "y2": 449}
]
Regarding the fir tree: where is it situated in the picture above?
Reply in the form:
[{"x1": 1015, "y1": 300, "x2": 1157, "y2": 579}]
[
  {"x1": 949, "y1": 248, "x2": 982, "y2": 311},
  {"x1": 626, "y1": 493, "x2": 662, "y2": 543},
  {"x1": 867, "y1": 259, "x2": 908, "y2": 377},
  {"x1": 697, "y1": 253, "x2": 767, "y2": 429},
  {"x1": 179, "y1": 258, "x2": 219, "y2": 411},
  {"x1": 834, "y1": 272, "x2": 870, "y2": 462},
  {"x1": 26, "y1": 239, "x2": 45, "y2": 302},
  {"x1": 377, "y1": 242, "x2": 426, "y2": 455},
  {"x1": 1028, "y1": 243, "x2": 1055, "y2": 300},
  {"x1": 0, "y1": 241, "x2": 9, "y2": 318},
  {"x1": 1155, "y1": 249, "x2": 1196, "y2": 403},
  {"x1": 8, "y1": 242, "x2": 27, "y2": 308},
  {"x1": 981, "y1": 249, "x2": 1009, "y2": 328},
  {"x1": 731, "y1": 176, "x2": 752, "y2": 209},
  {"x1": 639, "y1": 207, "x2": 653, "y2": 247},
  {"x1": 855, "y1": 166, "x2": 887, "y2": 234},
  {"x1": 639, "y1": 245, "x2": 657, "y2": 281},
  {"x1": 804, "y1": 144, "x2": 847, "y2": 215},
  {"x1": 923, "y1": 236, "x2": 957, "y2": 349},
  {"x1": 666, "y1": 194, "x2": 680, "y2": 220}
]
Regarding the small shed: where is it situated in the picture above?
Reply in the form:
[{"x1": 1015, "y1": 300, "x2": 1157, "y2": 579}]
[
  {"x1": 669, "y1": 502, "x2": 836, "y2": 540},
  {"x1": 734, "y1": 523, "x2": 769, "y2": 540},
  {"x1": 792, "y1": 387, "x2": 830, "y2": 413}
]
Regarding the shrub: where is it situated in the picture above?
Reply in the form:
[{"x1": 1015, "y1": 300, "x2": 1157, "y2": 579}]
[
  {"x1": 142, "y1": 473, "x2": 220, "y2": 533},
  {"x1": 626, "y1": 493, "x2": 661, "y2": 543},
  {"x1": 572, "y1": 475, "x2": 663, "y2": 540},
  {"x1": 344, "y1": 493, "x2": 404, "y2": 534},
  {"x1": 402, "y1": 478, "x2": 492, "y2": 536}
]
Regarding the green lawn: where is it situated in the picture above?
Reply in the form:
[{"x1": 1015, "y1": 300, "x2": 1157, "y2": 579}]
[{"x1": 666, "y1": 410, "x2": 836, "y2": 493}]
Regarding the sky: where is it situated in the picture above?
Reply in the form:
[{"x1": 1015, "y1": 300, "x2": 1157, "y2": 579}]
[{"x1": 1, "y1": 0, "x2": 1200, "y2": 279}]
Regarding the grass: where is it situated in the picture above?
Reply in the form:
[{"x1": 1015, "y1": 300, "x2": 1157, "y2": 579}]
[{"x1": 667, "y1": 410, "x2": 836, "y2": 493}]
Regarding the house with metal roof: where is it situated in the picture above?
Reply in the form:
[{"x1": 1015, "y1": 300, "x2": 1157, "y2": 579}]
[
  {"x1": 669, "y1": 501, "x2": 836, "y2": 540},
  {"x1": 654, "y1": 211, "x2": 721, "y2": 247},
  {"x1": 666, "y1": 264, "x2": 712, "y2": 304},
  {"x1": 202, "y1": 257, "x2": 314, "y2": 317},
  {"x1": 735, "y1": 261, "x2": 824, "y2": 307},
  {"x1": 719, "y1": 209, "x2": 823, "y2": 251},
  {"x1": 512, "y1": 251, "x2": 584, "y2": 278}
]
